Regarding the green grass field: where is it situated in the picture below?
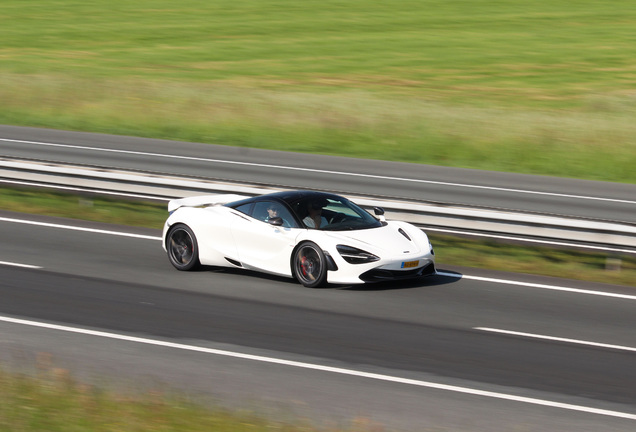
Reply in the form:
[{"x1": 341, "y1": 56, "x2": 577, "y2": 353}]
[{"x1": 1, "y1": 0, "x2": 635, "y2": 182}]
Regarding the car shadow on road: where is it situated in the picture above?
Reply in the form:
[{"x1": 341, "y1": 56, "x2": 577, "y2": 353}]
[
  {"x1": 197, "y1": 266, "x2": 463, "y2": 291},
  {"x1": 198, "y1": 266, "x2": 291, "y2": 282},
  {"x1": 337, "y1": 269, "x2": 462, "y2": 291}
]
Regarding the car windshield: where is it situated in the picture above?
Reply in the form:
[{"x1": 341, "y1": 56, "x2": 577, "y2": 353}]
[{"x1": 291, "y1": 195, "x2": 382, "y2": 231}]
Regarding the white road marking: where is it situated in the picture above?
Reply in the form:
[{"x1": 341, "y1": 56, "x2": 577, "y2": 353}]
[
  {"x1": 0, "y1": 217, "x2": 162, "y2": 241},
  {"x1": 0, "y1": 261, "x2": 42, "y2": 269},
  {"x1": 1, "y1": 314, "x2": 635, "y2": 421},
  {"x1": 475, "y1": 327, "x2": 636, "y2": 353},
  {"x1": 2, "y1": 137, "x2": 635, "y2": 205},
  {"x1": 436, "y1": 271, "x2": 636, "y2": 300},
  {"x1": 1, "y1": 216, "x2": 630, "y2": 300},
  {"x1": 425, "y1": 226, "x2": 636, "y2": 255}
]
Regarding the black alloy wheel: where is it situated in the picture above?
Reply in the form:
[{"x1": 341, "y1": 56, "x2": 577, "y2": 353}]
[
  {"x1": 293, "y1": 242, "x2": 328, "y2": 288},
  {"x1": 167, "y1": 224, "x2": 200, "y2": 271}
]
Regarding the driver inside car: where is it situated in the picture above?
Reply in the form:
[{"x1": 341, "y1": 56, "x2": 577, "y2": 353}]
[
  {"x1": 265, "y1": 203, "x2": 292, "y2": 227},
  {"x1": 303, "y1": 199, "x2": 328, "y2": 228}
]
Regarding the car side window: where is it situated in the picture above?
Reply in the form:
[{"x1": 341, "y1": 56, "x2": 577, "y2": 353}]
[
  {"x1": 233, "y1": 203, "x2": 253, "y2": 216},
  {"x1": 253, "y1": 201, "x2": 296, "y2": 227}
]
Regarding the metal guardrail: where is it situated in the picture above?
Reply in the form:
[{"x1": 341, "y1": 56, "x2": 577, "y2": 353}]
[{"x1": 1, "y1": 158, "x2": 635, "y2": 254}]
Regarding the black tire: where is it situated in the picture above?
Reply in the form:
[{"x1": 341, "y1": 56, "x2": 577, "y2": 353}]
[
  {"x1": 293, "y1": 242, "x2": 328, "y2": 288},
  {"x1": 166, "y1": 224, "x2": 200, "y2": 271}
]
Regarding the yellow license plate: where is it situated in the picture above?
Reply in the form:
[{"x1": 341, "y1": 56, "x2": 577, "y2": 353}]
[{"x1": 401, "y1": 260, "x2": 419, "y2": 269}]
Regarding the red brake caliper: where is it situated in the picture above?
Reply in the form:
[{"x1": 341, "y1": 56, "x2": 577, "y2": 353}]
[{"x1": 300, "y1": 256, "x2": 308, "y2": 276}]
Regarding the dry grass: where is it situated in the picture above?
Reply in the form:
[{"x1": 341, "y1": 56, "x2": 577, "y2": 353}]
[{"x1": 2, "y1": 74, "x2": 635, "y2": 181}]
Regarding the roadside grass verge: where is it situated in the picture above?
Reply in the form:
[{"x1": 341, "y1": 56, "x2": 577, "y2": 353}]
[
  {"x1": 1, "y1": 1, "x2": 636, "y2": 182},
  {"x1": 432, "y1": 234, "x2": 635, "y2": 287},
  {"x1": 0, "y1": 363, "x2": 358, "y2": 432},
  {"x1": 2, "y1": 186, "x2": 634, "y2": 287},
  {"x1": 0, "y1": 186, "x2": 167, "y2": 228}
]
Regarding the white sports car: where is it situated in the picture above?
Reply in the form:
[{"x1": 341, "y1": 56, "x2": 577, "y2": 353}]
[{"x1": 162, "y1": 190, "x2": 436, "y2": 287}]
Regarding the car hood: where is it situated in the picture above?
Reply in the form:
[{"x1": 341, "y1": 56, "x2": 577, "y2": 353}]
[{"x1": 323, "y1": 223, "x2": 423, "y2": 255}]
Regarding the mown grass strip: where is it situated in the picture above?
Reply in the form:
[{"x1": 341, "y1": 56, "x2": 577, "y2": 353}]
[{"x1": 2, "y1": 186, "x2": 634, "y2": 287}]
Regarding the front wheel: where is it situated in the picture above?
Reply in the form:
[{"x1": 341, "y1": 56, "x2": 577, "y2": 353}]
[
  {"x1": 166, "y1": 224, "x2": 200, "y2": 271},
  {"x1": 293, "y1": 242, "x2": 328, "y2": 288}
]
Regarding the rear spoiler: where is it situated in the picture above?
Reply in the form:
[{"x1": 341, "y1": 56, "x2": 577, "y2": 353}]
[{"x1": 168, "y1": 194, "x2": 247, "y2": 213}]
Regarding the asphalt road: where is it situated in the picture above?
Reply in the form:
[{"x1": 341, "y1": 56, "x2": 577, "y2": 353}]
[
  {"x1": 1, "y1": 212, "x2": 635, "y2": 431},
  {"x1": 1, "y1": 125, "x2": 635, "y2": 224}
]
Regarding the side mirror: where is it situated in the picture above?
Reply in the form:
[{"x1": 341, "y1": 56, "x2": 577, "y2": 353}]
[
  {"x1": 373, "y1": 207, "x2": 386, "y2": 222},
  {"x1": 268, "y1": 217, "x2": 284, "y2": 226}
]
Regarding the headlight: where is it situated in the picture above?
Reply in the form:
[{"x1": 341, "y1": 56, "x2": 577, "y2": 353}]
[{"x1": 336, "y1": 245, "x2": 380, "y2": 264}]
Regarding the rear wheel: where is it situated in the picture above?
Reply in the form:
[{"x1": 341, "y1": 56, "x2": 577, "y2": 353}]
[
  {"x1": 293, "y1": 242, "x2": 328, "y2": 288},
  {"x1": 167, "y1": 224, "x2": 200, "y2": 271}
]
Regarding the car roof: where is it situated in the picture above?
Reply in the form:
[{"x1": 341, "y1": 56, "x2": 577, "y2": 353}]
[
  {"x1": 224, "y1": 191, "x2": 349, "y2": 217},
  {"x1": 262, "y1": 190, "x2": 343, "y2": 205},
  {"x1": 225, "y1": 190, "x2": 342, "y2": 206}
]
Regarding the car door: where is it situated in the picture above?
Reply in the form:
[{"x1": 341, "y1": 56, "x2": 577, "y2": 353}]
[{"x1": 230, "y1": 200, "x2": 300, "y2": 276}]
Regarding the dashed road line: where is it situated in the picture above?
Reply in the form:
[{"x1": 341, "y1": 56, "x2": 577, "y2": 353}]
[{"x1": 1, "y1": 314, "x2": 635, "y2": 421}]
